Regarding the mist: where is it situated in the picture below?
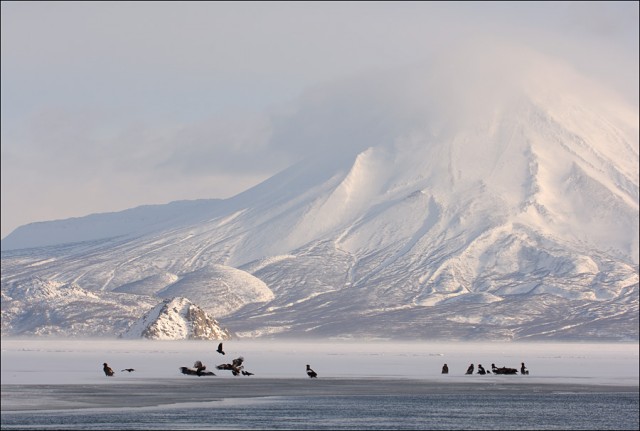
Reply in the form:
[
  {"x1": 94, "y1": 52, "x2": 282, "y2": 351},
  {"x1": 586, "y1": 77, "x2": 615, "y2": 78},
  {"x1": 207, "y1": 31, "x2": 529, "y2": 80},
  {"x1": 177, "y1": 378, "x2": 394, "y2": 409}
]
[{"x1": 2, "y1": 2, "x2": 638, "y2": 238}]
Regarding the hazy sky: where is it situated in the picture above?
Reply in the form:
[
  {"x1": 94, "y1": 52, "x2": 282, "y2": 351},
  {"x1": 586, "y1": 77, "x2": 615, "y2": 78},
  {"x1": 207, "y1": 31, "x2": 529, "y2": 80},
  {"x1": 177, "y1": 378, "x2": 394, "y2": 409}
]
[{"x1": 1, "y1": 1, "x2": 638, "y2": 239}]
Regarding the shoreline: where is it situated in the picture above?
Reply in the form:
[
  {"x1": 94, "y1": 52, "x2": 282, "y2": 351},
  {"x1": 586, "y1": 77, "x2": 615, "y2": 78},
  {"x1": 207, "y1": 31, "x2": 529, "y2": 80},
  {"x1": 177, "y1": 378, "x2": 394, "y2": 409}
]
[{"x1": 3, "y1": 378, "x2": 639, "y2": 412}]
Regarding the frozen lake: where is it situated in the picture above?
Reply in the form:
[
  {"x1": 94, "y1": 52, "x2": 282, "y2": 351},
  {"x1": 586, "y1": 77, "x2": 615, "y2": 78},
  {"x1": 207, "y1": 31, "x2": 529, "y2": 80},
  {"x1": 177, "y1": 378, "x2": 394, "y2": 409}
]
[
  {"x1": 2, "y1": 339, "x2": 638, "y2": 429},
  {"x1": 2, "y1": 338, "x2": 638, "y2": 388}
]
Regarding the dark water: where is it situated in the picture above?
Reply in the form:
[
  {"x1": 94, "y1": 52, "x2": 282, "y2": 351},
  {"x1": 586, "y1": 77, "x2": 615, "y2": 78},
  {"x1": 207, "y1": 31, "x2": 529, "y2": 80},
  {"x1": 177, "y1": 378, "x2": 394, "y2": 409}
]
[{"x1": 2, "y1": 392, "x2": 638, "y2": 430}]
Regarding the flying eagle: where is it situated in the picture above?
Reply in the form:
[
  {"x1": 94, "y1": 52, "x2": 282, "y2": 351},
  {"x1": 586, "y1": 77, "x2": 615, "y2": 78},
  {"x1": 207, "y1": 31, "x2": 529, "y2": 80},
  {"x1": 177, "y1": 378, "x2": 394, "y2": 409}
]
[{"x1": 216, "y1": 356, "x2": 245, "y2": 376}]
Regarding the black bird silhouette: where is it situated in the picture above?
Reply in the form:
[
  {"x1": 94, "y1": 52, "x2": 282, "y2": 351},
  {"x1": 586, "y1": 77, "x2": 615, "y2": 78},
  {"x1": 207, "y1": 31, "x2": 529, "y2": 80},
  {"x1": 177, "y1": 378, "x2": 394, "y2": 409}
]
[
  {"x1": 121, "y1": 368, "x2": 135, "y2": 373},
  {"x1": 441, "y1": 364, "x2": 449, "y2": 374},
  {"x1": 241, "y1": 370, "x2": 254, "y2": 376},
  {"x1": 306, "y1": 364, "x2": 318, "y2": 378},
  {"x1": 216, "y1": 356, "x2": 245, "y2": 376},
  {"x1": 103, "y1": 363, "x2": 115, "y2": 377},
  {"x1": 217, "y1": 342, "x2": 225, "y2": 355},
  {"x1": 520, "y1": 362, "x2": 529, "y2": 375},
  {"x1": 477, "y1": 364, "x2": 486, "y2": 375},
  {"x1": 465, "y1": 364, "x2": 474, "y2": 375}
]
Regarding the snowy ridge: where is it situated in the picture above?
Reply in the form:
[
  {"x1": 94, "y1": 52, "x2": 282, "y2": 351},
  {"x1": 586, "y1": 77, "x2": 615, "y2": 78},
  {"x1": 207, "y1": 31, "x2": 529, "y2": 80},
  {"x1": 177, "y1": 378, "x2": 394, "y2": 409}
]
[{"x1": 1, "y1": 277, "x2": 159, "y2": 337}]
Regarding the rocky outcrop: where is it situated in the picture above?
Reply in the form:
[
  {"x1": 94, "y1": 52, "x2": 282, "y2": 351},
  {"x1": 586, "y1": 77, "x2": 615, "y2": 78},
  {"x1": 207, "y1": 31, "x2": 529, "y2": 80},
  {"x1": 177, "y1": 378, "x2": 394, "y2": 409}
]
[{"x1": 120, "y1": 297, "x2": 232, "y2": 340}]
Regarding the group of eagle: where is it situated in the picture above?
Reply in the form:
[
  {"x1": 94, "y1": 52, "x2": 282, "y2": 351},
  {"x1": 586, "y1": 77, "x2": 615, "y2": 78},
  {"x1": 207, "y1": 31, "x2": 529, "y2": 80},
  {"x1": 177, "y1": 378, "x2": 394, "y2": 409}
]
[
  {"x1": 441, "y1": 362, "x2": 529, "y2": 375},
  {"x1": 105, "y1": 342, "x2": 531, "y2": 379},
  {"x1": 103, "y1": 343, "x2": 319, "y2": 379}
]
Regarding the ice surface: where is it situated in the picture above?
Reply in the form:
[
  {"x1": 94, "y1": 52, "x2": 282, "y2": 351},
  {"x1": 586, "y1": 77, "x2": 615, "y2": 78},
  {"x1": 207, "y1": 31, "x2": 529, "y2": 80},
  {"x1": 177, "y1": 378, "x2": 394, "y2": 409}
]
[{"x1": 2, "y1": 339, "x2": 637, "y2": 386}]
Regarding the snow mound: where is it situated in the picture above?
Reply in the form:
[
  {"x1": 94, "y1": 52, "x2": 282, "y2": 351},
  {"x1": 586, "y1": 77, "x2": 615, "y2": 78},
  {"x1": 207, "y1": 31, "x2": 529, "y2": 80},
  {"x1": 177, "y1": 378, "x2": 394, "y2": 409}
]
[{"x1": 158, "y1": 264, "x2": 274, "y2": 317}]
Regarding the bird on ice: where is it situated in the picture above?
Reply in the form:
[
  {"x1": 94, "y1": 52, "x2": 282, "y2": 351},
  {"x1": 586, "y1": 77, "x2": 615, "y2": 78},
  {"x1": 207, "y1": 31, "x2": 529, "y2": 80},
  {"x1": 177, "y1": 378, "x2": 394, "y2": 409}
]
[
  {"x1": 306, "y1": 364, "x2": 318, "y2": 378},
  {"x1": 103, "y1": 363, "x2": 115, "y2": 377},
  {"x1": 121, "y1": 368, "x2": 135, "y2": 373},
  {"x1": 491, "y1": 363, "x2": 518, "y2": 375}
]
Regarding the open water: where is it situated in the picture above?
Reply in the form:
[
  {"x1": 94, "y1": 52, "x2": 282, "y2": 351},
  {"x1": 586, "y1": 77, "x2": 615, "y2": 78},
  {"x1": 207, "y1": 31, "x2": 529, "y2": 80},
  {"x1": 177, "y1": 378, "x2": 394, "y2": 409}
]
[{"x1": 2, "y1": 389, "x2": 638, "y2": 430}]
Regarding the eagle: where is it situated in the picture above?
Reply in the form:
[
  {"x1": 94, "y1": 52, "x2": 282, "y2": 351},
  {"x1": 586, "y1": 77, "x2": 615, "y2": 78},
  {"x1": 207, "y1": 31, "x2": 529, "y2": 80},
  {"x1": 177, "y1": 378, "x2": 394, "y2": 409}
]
[
  {"x1": 306, "y1": 364, "x2": 318, "y2": 378},
  {"x1": 103, "y1": 363, "x2": 115, "y2": 377},
  {"x1": 216, "y1": 356, "x2": 245, "y2": 376},
  {"x1": 179, "y1": 360, "x2": 216, "y2": 376}
]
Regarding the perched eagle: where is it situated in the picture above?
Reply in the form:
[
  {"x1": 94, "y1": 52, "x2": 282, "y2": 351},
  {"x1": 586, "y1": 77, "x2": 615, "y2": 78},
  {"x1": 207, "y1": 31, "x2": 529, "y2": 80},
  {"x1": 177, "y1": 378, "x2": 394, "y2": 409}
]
[
  {"x1": 103, "y1": 363, "x2": 115, "y2": 377},
  {"x1": 306, "y1": 364, "x2": 317, "y2": 378}
]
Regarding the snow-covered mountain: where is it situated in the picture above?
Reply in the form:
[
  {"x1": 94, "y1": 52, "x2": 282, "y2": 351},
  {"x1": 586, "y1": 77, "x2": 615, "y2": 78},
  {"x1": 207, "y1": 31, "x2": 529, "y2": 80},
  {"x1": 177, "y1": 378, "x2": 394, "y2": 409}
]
[{"x1": 1, "y1": 52, "x2": 638, "y2": 341}]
